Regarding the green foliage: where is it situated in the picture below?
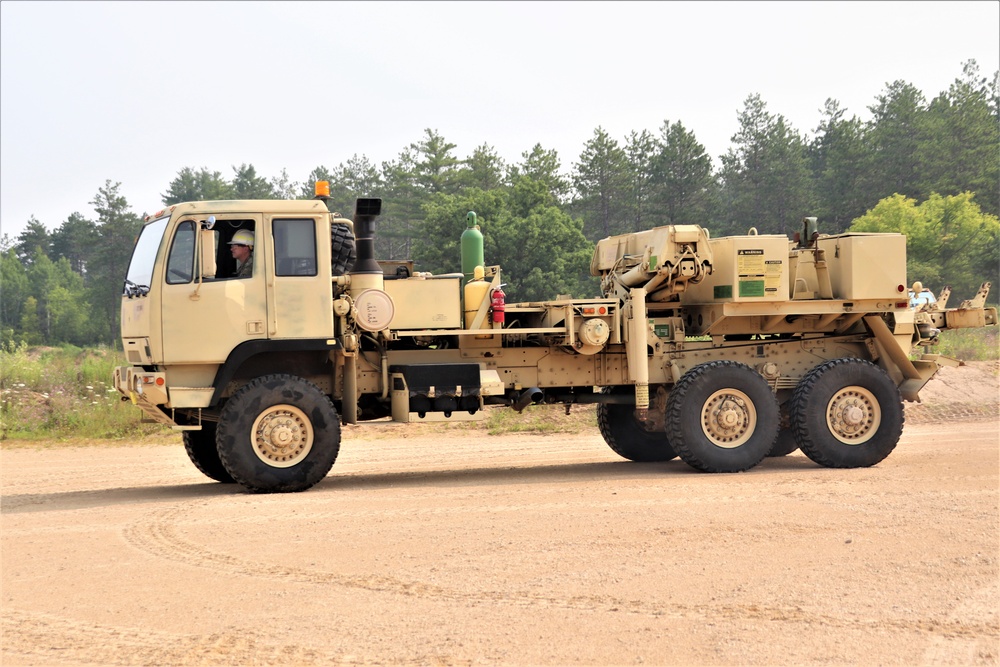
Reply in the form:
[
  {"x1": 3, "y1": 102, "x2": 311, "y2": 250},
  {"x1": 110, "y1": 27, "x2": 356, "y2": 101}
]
[
  {"x1": 0, "y1": 248, "x2": 29, "y2": 334},
  {"x1": 863, "y1": 80, "x2": 926, "y2": 204},
  {"x1": 623, "y1": 130, "x2": 659, "y2": 231},
  {"x1": 718, "y1": 93, "x2": 815, "y2": 236},
  {"x1": 0, "y1": 344, "x2": 166, "y2": 441},
  {"x1": 18, "y1": 297, "x2": 42, "y2": 345},
  {"x1": 456, "y1": 144, "x2": 508, "y2": 191},
  {"x1": 50, "y1": 212, "x2": 97, "y2": 274},
  {"x1": 509, "y1": 144, "x2": 570, "y2": 203},
  {"x1": 379, "y1": 148, "x2": 425, "y2": 260},
  {"x1": 410, "y1": 128, "x2": 461, "y2": 194},
  {"x1": 415, "y1": 188, "x2": 506, "y2": 275},
  {"x1": 415, "y1": 182, "x2": 596, "y2": 303},
  {"x1": 808, "y1": 99, "x2": 869, "y2": 231},
  {"x1": 484, "y1": 404, "x2": 597, "y2": 436},
  {"x1": 88, "y1": 181, "x2": 142, "y2": 344},
  {"x1": 231, "y1": 163, "x2": 275, "y2": 199},
  {"x1": 651, "y1": 120, "x2": 715, "y2": 227},
  {"x1": 917, "y1": 61, "x2": 1000, "y2": 217},
  {"x1": 12, "y1": 216, "x2": 50, "y2": 265},
  {"x1": 850, "y1": 192, "x2": 999, "y2": 299},
  {"x1": 930, "y1": 327, "x2": 1000, "y2": 361},
  {"x1": 161, "y1": 167, "x2": 235, "y2": 204},
  {"x1": 491, "y1": 205, "x2": 596, "y2": 301},
  {"x1": 932, "y1": 327, "x2": 999, "y2": 362},
  {"x1": 572, "y1": 126, "x2": 630, "y2": 238},
  {"x1": 268, "y1": 168, "x2": 299, "y2": 200}
]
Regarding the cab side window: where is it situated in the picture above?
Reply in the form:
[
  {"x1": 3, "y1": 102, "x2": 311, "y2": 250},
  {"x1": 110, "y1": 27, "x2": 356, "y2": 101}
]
[
  {"x1": 274, "y1": 219, "x2": 317, "y2": 276},
  {"x1": 165, "y1": 221, "x2": 196, "y2": 284},
  {"x1": 215, "y1": 221, "x2": 255, "y2": 278}
]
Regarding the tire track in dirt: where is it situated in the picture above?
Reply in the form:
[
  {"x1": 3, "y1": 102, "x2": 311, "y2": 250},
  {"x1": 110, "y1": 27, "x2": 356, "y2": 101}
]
[
  {"x1": 119, "y1": 503, "x2": 1000, "y2": 641},
  {"x1": 920, "y1": 582, "x2": 1000, "y2": 665},
  {"x1": 0, "y1": 609, "x2": 358, "y2": 666}
]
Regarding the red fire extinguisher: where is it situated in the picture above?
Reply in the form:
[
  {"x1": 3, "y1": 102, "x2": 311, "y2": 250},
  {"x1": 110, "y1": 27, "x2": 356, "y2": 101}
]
[{"x1": 490, "y1": 285, "x2": 506, "y2": 324}]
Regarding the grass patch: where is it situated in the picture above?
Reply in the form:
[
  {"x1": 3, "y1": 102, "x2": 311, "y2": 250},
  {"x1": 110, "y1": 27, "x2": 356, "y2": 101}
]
[
  {"x1": 930, "y1": 327, "x2": 999, "y2": 361},
  {"x1": 1, "y1": 343, "x2": 169, "y2": 443},
  {"x1": 485, "y1": 403, "x2": 597, "y2": 436}
]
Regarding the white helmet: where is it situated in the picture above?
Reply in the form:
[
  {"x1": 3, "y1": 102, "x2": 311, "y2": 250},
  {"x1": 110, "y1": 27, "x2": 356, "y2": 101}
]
[{"x1": 228, "y1": 229, "x2": 254, "y2": 247}]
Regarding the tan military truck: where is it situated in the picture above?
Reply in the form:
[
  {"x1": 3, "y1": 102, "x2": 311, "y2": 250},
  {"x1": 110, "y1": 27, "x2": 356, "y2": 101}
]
[{"x1": 113, "y1": 186, "x2": 997, "y2": 492}]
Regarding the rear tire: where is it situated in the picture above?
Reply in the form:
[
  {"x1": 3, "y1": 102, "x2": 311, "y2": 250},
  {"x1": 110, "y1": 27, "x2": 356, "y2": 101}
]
[
  {"x1": 790, "y1": 358, "x2": 903, "y2": 468},
  {"x1": 182, "y1": 423, "x2": 235, "y2": 483},
  {"x1": 666, "y1": 361, "x2": 779, "y2": 473},
  {"x1": 768, "y1": 429, "x2": 799, "y2": 457},
  {"x1": 597, "y1": 390, "x2": 677, "y2": 462},
  {"x1": 216, "y1": 374, "x2": 341, "y2": 493}
]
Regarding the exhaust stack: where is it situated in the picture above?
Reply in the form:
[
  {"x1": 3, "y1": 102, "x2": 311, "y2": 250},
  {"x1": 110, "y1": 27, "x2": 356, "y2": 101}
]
[
  {"x1": 349, "y1": 198, "x2": 385, "y2": 294},
  {"x1": 352, "y1": 198, "x2": 383, "y2": 274}
]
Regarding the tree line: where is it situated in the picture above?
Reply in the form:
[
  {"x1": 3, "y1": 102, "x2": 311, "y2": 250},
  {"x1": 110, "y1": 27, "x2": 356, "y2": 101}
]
[{"x1": 3, "y1": 60, "x2": 997, "y2": 348}]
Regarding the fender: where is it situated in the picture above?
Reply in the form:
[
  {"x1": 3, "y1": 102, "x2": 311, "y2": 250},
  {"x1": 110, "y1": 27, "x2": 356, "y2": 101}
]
[{"x1": 209, "y1": 338, "x2": 341, "y2": 406}]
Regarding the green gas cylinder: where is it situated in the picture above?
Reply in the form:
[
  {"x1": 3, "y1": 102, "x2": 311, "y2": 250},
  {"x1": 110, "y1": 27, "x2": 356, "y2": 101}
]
[{"x1": 461, "y1": 211, "x2": 484, "y2": 285}]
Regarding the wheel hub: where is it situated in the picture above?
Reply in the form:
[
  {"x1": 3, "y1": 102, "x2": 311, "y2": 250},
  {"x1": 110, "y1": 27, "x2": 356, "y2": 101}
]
[
  {"x1": 826, "y1": 387, "x2": 881, "y2": 445},
  {"x1": 702, "y1": 390, "x2": 756, "y2": 448},
  {"x1": 842, "y1": 404, "x2": 865, "y2": 426},
  {"x1": 251, "y1": 405, "x2": 314, "y2": 468}
]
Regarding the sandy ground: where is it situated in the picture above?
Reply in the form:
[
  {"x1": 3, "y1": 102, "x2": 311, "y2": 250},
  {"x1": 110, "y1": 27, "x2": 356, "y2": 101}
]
[{"x1": 2, "y1": 363, "x2": 998, "y2": 666}]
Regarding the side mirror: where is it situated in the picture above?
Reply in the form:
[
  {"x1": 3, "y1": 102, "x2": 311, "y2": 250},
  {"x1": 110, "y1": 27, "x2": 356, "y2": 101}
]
[{"x1": 200, "y1": 229, "x2": 217, "y2": 278}]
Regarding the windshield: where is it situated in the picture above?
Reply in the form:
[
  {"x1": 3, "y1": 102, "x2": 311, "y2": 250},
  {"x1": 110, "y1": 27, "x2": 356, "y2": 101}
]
[{"x1": 124, "y1": 216, "x2": 170, "y2": 296}]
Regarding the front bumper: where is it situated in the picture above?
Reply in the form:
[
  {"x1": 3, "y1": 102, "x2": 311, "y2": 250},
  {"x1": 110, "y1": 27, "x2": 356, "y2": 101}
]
[{"x1": 113, "y1": 366, "x2": 176, "y2": 427}]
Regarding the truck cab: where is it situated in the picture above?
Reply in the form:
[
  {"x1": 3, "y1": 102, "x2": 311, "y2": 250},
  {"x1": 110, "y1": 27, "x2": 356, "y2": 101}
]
[{"x1": 117, "y1": 198, "x2": 349, "y2": 423}]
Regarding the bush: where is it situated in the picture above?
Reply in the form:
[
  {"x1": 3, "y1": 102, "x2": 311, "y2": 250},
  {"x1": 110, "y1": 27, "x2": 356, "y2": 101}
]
[
  {"x1": 932, "y1": 327, "x2": 999, "y2": 362},
  {"x1": 0, "y1": 343, "x2": 168, "y2": 442}
]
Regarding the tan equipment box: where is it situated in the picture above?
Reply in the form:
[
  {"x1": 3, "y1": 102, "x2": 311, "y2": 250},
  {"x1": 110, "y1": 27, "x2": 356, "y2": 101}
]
[
  {"x1": 817, "y1": 233, "x2": 907, "y2": 300},
  {"x1": 382, "y1": 275, "x2": 463, "y2": 329},
  {"x1": 682, "y1": 234, "x2": 789, "y2": 303}
]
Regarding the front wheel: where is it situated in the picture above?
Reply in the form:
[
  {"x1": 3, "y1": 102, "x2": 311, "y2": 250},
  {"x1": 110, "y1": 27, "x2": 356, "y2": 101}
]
[
  {"x1": 216, "y1": 374, "x2": 341, "y2": 493},
  {"x1": 789, "y1": 358, "x2": 903, "y2": 468},
  {"x1": 666, "y1": 361, "x2": 779, "y2": 473},
  {"x1": 182, "y1": 422, "x2": 235, "y2": 483}
]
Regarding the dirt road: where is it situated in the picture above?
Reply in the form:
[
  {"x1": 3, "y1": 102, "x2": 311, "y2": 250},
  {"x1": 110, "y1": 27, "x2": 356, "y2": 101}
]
[{"x1": 3, "y1": 400, "x2": 998, "y2": 666}]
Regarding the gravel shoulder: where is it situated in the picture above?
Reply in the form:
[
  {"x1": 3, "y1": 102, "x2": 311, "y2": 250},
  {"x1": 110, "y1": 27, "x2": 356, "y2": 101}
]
[{"x1": 2, "y1": 364, "x2": 998, "y2": 666}]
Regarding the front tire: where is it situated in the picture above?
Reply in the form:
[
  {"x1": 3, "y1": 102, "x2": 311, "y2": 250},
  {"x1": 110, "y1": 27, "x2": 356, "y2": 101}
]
[
  {"x1": 789, "y1": 358, "x2": 903, "y2": 468},
  {"x1": 216, "y1": 374, "x2": 341, "y2": 493},
  {"x1": 666, "y1": 361, "x2": 779, "y2": 473},
  {"x1": 182, "y1": 423, "x2": 235, "y2": 483},
  {"x1": 597, "y1": 390, "x2": 677, "y2": 462}
]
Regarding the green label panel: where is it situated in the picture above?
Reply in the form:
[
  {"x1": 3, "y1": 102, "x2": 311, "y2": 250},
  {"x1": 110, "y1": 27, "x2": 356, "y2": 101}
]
[
  {"x1": 739, "y1": 280, "x2": 765, "y2": 297},
  {"x1": 714, "y1": 284, "x2": 733, "y2": 299}
]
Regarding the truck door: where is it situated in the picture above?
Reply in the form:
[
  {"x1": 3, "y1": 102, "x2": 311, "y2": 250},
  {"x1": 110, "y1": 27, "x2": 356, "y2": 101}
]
[
  {"x1": 266, "y1": 215, "x2": 333, "y2": 339},
  {"x1": 160, "y1": 215, "x2": 268, "y2": 364}
]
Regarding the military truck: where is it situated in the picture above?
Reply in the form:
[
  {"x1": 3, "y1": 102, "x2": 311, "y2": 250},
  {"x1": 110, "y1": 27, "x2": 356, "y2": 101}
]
[{"x1": 113, "y1": 185, "x2": 997, "y2": 492}]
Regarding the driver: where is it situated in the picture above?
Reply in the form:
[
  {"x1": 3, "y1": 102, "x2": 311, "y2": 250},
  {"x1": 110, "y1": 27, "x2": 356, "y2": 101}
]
[{"x1": 228, "y1": 230, "x2": 254, "y2": 278}]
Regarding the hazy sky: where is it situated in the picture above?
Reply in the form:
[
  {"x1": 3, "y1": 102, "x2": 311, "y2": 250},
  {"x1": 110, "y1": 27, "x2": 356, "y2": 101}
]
[{"x1": 2, "y1": 1, "x2": 997, "y2": 240}]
